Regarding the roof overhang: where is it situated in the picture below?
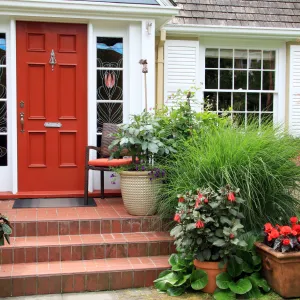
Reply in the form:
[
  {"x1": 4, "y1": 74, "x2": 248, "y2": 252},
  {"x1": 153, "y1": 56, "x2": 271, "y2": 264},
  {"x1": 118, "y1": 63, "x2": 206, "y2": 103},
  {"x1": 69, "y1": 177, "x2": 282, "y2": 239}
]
[
  {"x1": 164, "y1": 24, "x2": 300, "y2": 41},
  {"x1": 0, "y1": 0, "x2": 179, "y2": 28}
]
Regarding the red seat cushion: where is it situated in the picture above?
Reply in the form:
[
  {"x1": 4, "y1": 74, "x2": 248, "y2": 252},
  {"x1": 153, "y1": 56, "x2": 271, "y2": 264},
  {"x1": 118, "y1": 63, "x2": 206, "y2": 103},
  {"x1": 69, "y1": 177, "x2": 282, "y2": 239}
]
[{"x1": 88, "y1": 157, "x2": 133, "y2": 167}]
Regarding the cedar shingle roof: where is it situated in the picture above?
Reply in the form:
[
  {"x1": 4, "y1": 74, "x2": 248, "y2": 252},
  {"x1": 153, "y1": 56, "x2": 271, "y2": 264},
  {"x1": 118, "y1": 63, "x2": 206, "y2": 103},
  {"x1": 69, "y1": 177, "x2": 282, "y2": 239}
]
[{"x1": 171, "y1": 0, "x2": 300, "y2": 28}]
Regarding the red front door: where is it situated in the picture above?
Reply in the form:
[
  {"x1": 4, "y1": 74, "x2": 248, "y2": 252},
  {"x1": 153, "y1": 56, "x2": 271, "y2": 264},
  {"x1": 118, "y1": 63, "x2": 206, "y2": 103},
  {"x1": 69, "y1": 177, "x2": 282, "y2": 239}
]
[{"x1": 17, "y1": 22, "x2": 87, "y2": 192}]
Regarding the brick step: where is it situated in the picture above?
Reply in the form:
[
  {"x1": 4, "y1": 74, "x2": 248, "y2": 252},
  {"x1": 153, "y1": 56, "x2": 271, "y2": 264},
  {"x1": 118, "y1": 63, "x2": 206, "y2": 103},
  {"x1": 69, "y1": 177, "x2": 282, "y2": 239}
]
[
  {"x1": 1, "y1": 232, "x2": 175, "y2": 264},
  {"x1": 0, "y1": 256, "x2": 170, "y2": 297}
]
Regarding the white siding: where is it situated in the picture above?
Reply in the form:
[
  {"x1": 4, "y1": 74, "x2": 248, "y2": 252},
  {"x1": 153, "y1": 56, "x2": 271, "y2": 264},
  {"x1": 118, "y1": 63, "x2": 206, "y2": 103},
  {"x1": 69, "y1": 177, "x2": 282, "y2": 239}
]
[
  {"x1": 164, "y1": 40, "x2": 199, "y2": 107},
  {"x1": 289, "y1": 45, "x2": 300, "y2": 136}
]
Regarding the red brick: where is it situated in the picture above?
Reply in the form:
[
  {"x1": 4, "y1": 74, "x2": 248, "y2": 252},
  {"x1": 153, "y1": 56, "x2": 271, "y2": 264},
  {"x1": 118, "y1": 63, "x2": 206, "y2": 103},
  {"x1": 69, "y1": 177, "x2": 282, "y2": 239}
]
[
  {"x1": 91, "y1": 220, "x2": 100, "y2": 234},
  {"x1": 72, "y1": 245, "x2": 82, "y2": 260},
  {"x1": 122, "y1": 220, "x2": 131, "y2": 233},
  {"x1": 38, "y1": 247, "x2": 49, "y2": 262},
  {"x1": 59, "y1": 222, "x2": 69, "y2": 235},
  {"x1": 1, "y1": 248, "x2": 13, "y2": 264},
  {"x1": 83, "y1": 245, "x2": 94, "y2": 260},
  {"x1": 12, "y1": 277, "x2": 25, "y2": 297},
  {"x1": 106, "y1": 244, "x2": 117, "y2": 258},
  {"x1": 110, "y1": 272, "x2": 122, "y2": 290},
  {"x1": 62, "y1": 275, "x2": 74, "y2": 293},
  {"x1": 98, "y1": 273, "x2": 109, "y2": 290},
  {"x1": 94, "y1": 245, "x2": 105, "y2": 259},
  {"x1": 16, "y1": 222, "x2": 26, "y2": 237},
  {"x1": 133, "y1": 270, "x2": 145, "y2": 288},
  {"x1": 121, "y1": 271, "x2": 133, "y2": 289},
  {"x1": 138, "y1": 243, "x2": 148, "y2": 256},
  {"x1": 128, "y1": 243, "x2": 139, "y2": 257},
  {"x1": 170, "y1": 242, "x2": 177, "y2": 253},
  {"x1": 48, "y1": 222, "x2": 58, "y2": 235},
  {"x1": 150, "y1": 218, "x2": 161, "y2": 231},
  {"x1": 149, "y1": 242, "x2": 160, "y2": 256},
  {"x1": 25, "y1": 277, "x2": 37, "y2": 295},
  {"x1": 86, "y1": 273, "x2": 98, "y2": 291},
  {"x1": 38, "y1": 222, "x2": 48, "y2": 236},
  {"x1": 160, "y1": 242, "x2": 170, "y2": 255},
  {"x1": 25, "y1": 247, "x2": 37, "y2": 263},
  {"x1": 101, "y1": 220, "x2": 111, "y2": 234},
  {"x1": 116, "y1": 244, "x2": 128, "y2": 258},
  {"x1": 112, "y1": 220, "x2": 121, "y2": 233},
  {"x1": 37, "y1": 276, "x2": 49, "y2": 295},
  {"x1": 26, "y1": 222, "x2": 37, "y2": 236},
  {"x1": 141, "y1": 219, "x2": 150, "y2": 232},
  {"x1": 49, "y1": 246, "x2": 60, "y2": 261},
  {"x1": 69, "y1": 221, "x2": 79, "y2": 235},
  {"x1": 61, "y1": 246, "x2": 72, "y2": 261},
  {"x1": 131, "y1": 220, "x2": 141, "y2": 232},
  {"x1": 14, "y1": 248, "x2": 25, "y2": 264},
  {"x1": 74, "y1": 274, "x2": 85, "y2": 292},
  {"x1": 0, "y1": 278, "x2": 12, "y2": 297},
  {"x1": 80, "y1": 221, "x2": 90, "y2": 234},
  {"x1": 49, "y1": 276, "x2": 61, "y2": 294},
  {"x1": 145, "y1": 270, "x2": 157, "y2": 287}
]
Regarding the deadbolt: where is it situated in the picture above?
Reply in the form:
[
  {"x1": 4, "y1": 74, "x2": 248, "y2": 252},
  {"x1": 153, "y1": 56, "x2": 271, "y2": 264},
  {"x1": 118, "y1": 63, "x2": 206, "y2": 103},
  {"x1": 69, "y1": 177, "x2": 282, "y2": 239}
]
[{"x1": 20, "y1": 101, "x2": 24, "y2": 108}]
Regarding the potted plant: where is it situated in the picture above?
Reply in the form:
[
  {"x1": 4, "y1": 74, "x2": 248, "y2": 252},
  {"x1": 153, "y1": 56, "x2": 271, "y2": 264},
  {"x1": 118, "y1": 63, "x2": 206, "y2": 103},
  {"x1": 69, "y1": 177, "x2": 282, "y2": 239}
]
[
  {"x1": 109, "y1": 110, "x2": 175, "y2": 216},
  {"x1": 255, "y1": 217, "x2": 300, "y2": 298},
  {"x1": 170, "y1": 185, "x2": 247, "y2": 293}
]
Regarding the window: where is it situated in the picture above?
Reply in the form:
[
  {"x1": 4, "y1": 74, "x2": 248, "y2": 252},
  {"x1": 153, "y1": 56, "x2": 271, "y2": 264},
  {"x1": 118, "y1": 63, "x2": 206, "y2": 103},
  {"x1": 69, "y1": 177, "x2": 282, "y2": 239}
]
[
  {"x1": 204, "y1": 48, "x2": 275, "y2": 126},
  {"x1": 0, "y1": 33, "x2": 7, "y2": 166},
  {"x1": 96, "y1": 37, "x2": 123, "y2": 149}
]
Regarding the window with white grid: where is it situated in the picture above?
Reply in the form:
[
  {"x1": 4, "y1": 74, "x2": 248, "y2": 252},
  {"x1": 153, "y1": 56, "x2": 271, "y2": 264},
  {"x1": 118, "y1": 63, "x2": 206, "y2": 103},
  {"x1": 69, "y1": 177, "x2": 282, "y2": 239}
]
[{"x1": 204, "y1": 48, "x2": 276, "y2": 126}]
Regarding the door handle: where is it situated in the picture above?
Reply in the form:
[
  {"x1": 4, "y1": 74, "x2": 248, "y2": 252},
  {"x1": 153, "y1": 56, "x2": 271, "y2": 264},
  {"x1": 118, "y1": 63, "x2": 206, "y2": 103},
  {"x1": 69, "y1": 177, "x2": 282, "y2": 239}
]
[{"x1": 20, "y1": 112, "x2": 25, "y2": 132}]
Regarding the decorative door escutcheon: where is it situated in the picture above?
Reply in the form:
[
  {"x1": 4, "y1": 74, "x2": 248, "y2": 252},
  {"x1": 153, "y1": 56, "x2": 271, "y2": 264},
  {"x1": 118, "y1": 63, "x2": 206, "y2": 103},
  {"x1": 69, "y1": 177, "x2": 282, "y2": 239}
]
[
  {"x1": 49, "y1": 49, "x2": 57, "y2": 71},
  {"x1": 20, "y1": 112, "x2": 25, "y2": 132}
]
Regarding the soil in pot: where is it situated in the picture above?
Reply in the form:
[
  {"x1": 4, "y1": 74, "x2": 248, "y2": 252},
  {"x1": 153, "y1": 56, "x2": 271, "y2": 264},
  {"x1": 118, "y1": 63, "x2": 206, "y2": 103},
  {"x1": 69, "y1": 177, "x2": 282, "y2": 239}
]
[{"x1": 194, "y1": 260, "x2": 227, "y2": 294}]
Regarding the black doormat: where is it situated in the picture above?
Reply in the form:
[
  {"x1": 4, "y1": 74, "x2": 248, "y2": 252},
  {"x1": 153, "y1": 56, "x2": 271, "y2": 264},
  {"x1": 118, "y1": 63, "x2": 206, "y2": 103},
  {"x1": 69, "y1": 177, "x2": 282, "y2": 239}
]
[{"x1": 12, "y1": 197, "x2": 97, "y2": 208}]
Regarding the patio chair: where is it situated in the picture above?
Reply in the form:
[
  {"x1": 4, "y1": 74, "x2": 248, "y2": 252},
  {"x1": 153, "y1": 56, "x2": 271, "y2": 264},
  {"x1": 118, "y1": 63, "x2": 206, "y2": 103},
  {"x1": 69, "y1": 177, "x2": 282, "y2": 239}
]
[{"x1": 84, "y1": 123, "x2": 132, "y2": 205}]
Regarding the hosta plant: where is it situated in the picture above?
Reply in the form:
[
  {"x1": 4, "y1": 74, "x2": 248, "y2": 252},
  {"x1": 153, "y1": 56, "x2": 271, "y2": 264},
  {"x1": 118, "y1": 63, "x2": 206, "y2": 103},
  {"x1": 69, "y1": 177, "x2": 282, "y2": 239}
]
[
  {"x1": 263, "y1": 216, "x2": 300, "y2": 253},
  {"x1": 0, "y1": 214, "x2": 12, "y2": 245},
  {"x1": 170, "y1": 185, "x2": 247, "y2": 264},
  {"x1": 214, "y1": 233, "x2": 270, "y2": 299},
  {"x1": 154, "y1": 253, "x2": 208, "y2": 296}
]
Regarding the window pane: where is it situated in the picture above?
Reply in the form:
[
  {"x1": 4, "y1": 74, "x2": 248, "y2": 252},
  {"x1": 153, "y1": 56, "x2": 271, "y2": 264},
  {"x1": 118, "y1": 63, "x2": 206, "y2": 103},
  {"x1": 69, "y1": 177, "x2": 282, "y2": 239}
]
[
  {"x1": 0, "y1": 67, "x2": 6, "y2": 99},
  {"x1": 0, "y1": 135, "x2": 7, "y2": 166},
  {"x1": 263, "y1": 51, "x2": 275, "y2": 70},
  {"x1": 261, "y1": 113, "x2": 273, "y2": 125},
  {"x1": 247, "y1": 93, "x2": 260, "y2": 111},
  {"x1": 97, "y1": 102, "x2": 123, "y2": 133},
  {"x1": 220, "y1": 70, "x2": 233, "y2": 89},
  {"x1": 263, "y1": 71, "x2": 275, "y2": 91},
  {"x1": 205, "y1": 70, "x2": 218, "y2": 89},
  {"x1": 0, "y1": 102, "x2": 7, "y2": 132},
  {"x1": 233, "y1": 113, "x2": 246, "y2": 126},
  {"x1": 205, "y1": 48, "x2": 218, "y2": 68},
  {"x1": 248, "y1": 71, "x2": 261, "y2": 90},
  {"x1": 218, "y1": 92, "x2": 231, "y2": 111},
  {"x1": 234, "y1": 50, "x2": 247, "y2": 69},
  {"x1": 247, "y1": 113, "x2": 260, "y2": 127},
  {"x1": 97, "y1": 70, "x2": 123, "y2": 100},
  {"x1": 220, "y1": 49, "x2": 233, "y2": 68},
  {"x1": 204, "y1": 92, "x2": 217, "y2": 111},
  {"x1": 261, "y1": 93, "x2": 273, "y2": 111},
  {"x1": 97, "y1": 37, "x2": 123, "y2": 68},
  {"x1": 0, "y1": 33, "x2": 5, "y2": 65},
  {"x1": 233, "y1": 93, "x2": 246, "y2": 111},
  {"x1": 234, "y1": 70, "x2": 247, "y2": 90},
  {"x1": 249, "y1": 50, "x2": 261, "y2": 69}
]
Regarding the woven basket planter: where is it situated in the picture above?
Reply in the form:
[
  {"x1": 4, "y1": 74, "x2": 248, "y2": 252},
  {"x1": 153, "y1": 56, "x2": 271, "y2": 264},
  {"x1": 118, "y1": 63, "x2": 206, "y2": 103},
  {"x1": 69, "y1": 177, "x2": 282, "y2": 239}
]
[{"x1": 120, "y1": 171, "x2": 161, "y2": 216}]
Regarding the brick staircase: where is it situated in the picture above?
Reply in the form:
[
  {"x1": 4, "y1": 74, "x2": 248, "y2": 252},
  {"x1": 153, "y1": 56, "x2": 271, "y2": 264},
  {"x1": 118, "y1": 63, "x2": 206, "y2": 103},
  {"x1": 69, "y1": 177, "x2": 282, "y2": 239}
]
[{"x1": 0, "y1": 198, "x2": 174, "y2": 297}]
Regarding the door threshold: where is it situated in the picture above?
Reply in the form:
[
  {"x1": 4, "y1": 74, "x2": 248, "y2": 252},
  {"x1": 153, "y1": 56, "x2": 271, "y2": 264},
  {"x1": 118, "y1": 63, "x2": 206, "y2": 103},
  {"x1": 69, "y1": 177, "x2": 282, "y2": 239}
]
[{"x1": 0, "y1": 189, "x2": 121, "y2": 199}]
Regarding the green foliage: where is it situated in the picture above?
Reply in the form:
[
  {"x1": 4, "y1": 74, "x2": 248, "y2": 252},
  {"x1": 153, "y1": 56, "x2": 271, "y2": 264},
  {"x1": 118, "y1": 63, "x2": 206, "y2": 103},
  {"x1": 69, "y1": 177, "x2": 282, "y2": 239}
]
[
  {"x1": 158, "y1": 123, "x2": 300, "y2": 230},
  {"x1": 214, "y1": 232, "x2": 270, "y2": 299},
  {"x1": 154, "y1": 253, "x2": 208, "y2": 296},
  {"x1": 170, "y1": 186, "x2": 246, "y2": 263},
  {"x1": 0, "y1": 214, "x2": 12, "y2": 246}
]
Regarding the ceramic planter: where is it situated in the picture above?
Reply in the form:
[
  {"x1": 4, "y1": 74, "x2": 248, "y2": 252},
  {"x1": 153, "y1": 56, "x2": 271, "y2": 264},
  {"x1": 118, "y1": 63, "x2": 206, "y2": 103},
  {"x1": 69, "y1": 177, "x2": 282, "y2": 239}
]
[
  {"x1": 193, "y1": 260, "x2": 227, "y2": 294},
  {"x1": 120, "y1": 171, "x2": 161, "y2": 216},
  {"x1": 256, "y1": 242, "x2": 300, "y2": 298}
]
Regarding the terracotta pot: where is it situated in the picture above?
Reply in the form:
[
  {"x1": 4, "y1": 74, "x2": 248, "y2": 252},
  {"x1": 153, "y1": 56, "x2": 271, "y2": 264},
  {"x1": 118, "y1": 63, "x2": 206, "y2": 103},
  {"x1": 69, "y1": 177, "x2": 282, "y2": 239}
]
[
  {"x1": 256, "y1": 242, "x2": 300, "y2": 298},
  {"x1": 193, "y1": 259, "x2": 227, "y2": 294}
]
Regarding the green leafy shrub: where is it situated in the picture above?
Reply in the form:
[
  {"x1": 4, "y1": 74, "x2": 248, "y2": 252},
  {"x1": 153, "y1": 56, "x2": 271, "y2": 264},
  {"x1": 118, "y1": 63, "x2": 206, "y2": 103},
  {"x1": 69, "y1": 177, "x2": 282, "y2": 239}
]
[
  {"x1": 158, "y1": 124, "x2": 300, "y2": 230},
  {"x1": 154, "y1": 253, "x2": 208, "y2": 296},
  {"x1": 0, "y1": 214, "x2": 12, "y2": 245},
  {"x1": 171, "y1": 186, "x2": 246, "y2": 264}
]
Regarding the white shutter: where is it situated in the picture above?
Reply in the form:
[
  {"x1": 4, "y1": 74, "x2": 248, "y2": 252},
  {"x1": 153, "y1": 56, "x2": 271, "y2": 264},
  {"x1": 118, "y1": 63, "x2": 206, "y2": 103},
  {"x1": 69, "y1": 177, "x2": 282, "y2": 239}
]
[
  {"x1": 289, "y1": 45, "x2": 300, "y2": 136},
  {"x1": 164, "y1": 40, "x2": 199, "y2": 107}
]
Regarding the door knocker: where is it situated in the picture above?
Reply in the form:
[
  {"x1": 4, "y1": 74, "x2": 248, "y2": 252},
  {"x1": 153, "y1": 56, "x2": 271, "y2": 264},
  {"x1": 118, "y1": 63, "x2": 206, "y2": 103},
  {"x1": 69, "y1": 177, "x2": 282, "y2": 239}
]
[{"x1": 49, "y1": 49, "x2": 57, "y2": 71}]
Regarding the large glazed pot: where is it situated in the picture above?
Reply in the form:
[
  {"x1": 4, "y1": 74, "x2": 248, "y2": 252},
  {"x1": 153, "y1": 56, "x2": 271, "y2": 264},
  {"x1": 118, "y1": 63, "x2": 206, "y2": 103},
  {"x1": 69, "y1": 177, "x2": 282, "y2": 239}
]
[
  {"x1": 120, "y1": 171, "x2": 161, "y2": 216},
  {"x1": 256, "y1": 242, "x2": 300, "y2": 298},
  {"x1": 194, "y1": 260, "x2": 227, "y2": 294}
]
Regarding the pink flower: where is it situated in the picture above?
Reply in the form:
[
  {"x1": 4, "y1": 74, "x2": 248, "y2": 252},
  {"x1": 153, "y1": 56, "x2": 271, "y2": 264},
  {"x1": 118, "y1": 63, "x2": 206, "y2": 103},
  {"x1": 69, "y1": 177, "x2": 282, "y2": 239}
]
[
  {"x1": 227, "y1": 192, "x2": 236, "y2": 202},
  {"x1": 195, "y1": 220, "x2": 204, "y2": 228},
  {"x1": 174, "y1": 214, "x2": 181, "y2": 223},
  {"x1": 105, "y1": 73, "x2": 115, "y2": 88}
]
